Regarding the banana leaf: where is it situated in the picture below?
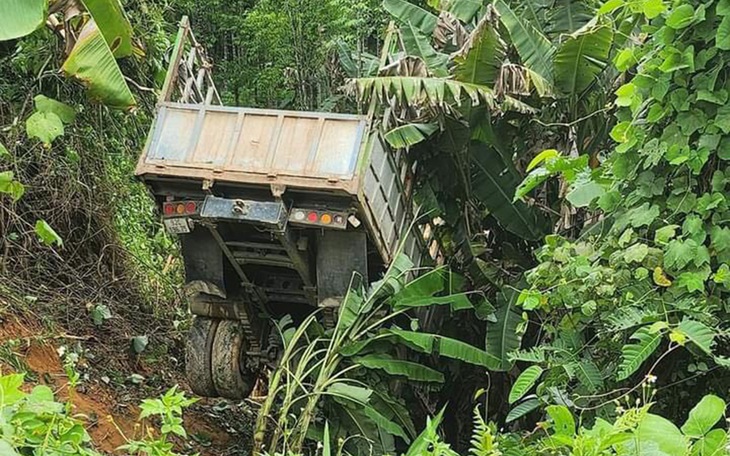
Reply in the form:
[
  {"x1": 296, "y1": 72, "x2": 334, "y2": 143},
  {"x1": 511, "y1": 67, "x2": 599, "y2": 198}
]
[
  {"x1": 469, "y1": 141, "x2": 546, "y2": 240},
  {"x1": 386, "y1": 329, "x2": 501, "y2": 368},
  {"x1": 356, "y1": 77, "x2": 496, "y2": 109},
  {"x1": 554, "y1": 19, "x2": 614, "y2": 95},
  {"x1": 355, "y1": 354, "x2": 445, "y2": 383},
  {"x1": 0, "y1": 0, "x2": 47, "y2": 41},
  {"x1": 485, "y1": 289, "x2": 523, "y2": 371},
  {"x1": 494, "y1": 0, "x2": 555, "y2": 85},
  {"x1": 383, "y1": 0, "x2": 438, "y2": 34},
  {"x1": 384, "y1": 123, "x2": 439, "y2": 149},
  {"x1": 453, "y1": 12, "x2": 505, "y2": 86},
  {"x1": 400, "y1": 22, "x2": 449, "y2": 77},
  {"x1": 61, "y1": 19, "x2": 135, "y2": 109},
  {"x1": 81, "y1": 0, "x2": 134, "y2": 57}
]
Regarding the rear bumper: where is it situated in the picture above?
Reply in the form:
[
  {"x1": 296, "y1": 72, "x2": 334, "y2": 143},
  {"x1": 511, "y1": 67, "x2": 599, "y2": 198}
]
[{"x1": 200, "y1": 195, "x2": 287, "y2": 229}]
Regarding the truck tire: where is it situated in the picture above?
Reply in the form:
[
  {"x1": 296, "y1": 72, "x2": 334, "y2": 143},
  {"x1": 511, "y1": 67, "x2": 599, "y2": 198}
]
[
  {"x1": 211, "y1": 320, "x2": 255, "y2": 400},
  {"x1": 185, "y1": 317, "x2": 219, "y2": 397}
]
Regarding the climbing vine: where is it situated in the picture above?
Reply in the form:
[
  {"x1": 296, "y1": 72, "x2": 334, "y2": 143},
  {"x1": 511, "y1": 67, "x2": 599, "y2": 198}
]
[{"x1": 514, "y1": 0, "x2": 730, "y2": 421}]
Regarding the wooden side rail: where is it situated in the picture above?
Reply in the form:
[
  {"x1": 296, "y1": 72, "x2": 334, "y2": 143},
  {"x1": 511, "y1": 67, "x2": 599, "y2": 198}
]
[{"x1": 160, "y1": 16, "x2": 222, "y2": 105}]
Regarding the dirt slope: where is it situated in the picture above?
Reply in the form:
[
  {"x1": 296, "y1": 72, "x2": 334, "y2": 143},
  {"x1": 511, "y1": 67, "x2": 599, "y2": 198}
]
[{"x1": 0, "y1": 309, "x2": 254, "y2": 455}]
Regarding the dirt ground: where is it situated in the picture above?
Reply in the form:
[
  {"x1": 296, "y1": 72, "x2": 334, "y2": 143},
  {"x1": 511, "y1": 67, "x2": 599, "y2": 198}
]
[{"x1": 0, "y1": 312, "x2": 254, "y2": 455}]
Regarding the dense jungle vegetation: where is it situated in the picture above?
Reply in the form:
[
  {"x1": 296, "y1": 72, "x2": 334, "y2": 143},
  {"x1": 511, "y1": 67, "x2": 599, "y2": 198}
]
[{"x1": 0, "y1": 0, "x2": 729, "y2": 455}]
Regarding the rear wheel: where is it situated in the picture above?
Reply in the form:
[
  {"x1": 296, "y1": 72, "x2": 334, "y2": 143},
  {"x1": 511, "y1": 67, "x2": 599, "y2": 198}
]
[
  {"x1": 185, "y1": 317, "x2": 219, "y2": 397},
  {"x1": 211, "y1": 320, "x2": 256, "y2": 400}
]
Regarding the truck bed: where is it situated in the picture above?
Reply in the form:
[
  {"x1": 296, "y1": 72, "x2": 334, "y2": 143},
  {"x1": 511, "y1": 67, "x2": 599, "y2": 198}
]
[{"x1": 137, "y1": 103, "x2": 368, "y2": 196}]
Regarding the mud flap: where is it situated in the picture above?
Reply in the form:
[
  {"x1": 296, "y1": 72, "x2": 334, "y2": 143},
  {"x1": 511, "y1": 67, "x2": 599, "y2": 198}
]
[
  {"x1": 316, "y1": 230, "x2": 368, "y2": 318},
  {"x1": 180, "y1": 225, "x2": 225, "y2": 293}
]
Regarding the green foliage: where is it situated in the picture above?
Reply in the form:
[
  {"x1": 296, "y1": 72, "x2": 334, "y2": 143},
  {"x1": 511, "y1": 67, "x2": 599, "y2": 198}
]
[
  {"x1": 0, "y1": 0, "x2": 46, "y2": 41},
  {"x1": 470, "y1": 142, "x2": 546, "y2": 240},
  {"x1": 61, "y1": 19, "x2": 135, "y2": 109},
  {"x1": 81, "y1": 0, "x2": 134, "y2": 58},
  {"x1": 121, "y1": 386, "x2": 198, "y2": 456},
  {"x1": 34, "y1": 220, "x2": 63, "y2": 246},
  {"x1": 0, "y1": 373, "x2": 101, "y2": 456},
  {"x1": 485, "y1": 289, "x2": 523, "y2": 371},
  {"x1": 403, "y1": 410, "x2": 459, "y2": 456},
  {"x1": 681, "y1": 395, "x2": 727, "y2": 439},
  {"x1": 384, "y1": 123, "x2": 439, "y2": 149},
  {"x1": 400, "y1": 21, "x2": 449, "y2": 76},
  {"x1": 172, "y1": 0, "x2": 383, "y2": 109},
  {"x1": 383, "y1": 0, "x2": 438, "y2": 34},
  {"x1": 356, "y1": 77, "x2": 498, "y2": 109},
  {"x1": 90, "y1": 303, "x2": 111, "y2": 326},
  {"x1": 25, "y1": 112, "x2": 64, "y2": 147},
  {"x1": 493, "y1": 0, "x2": 556, "y2": 85},
  {"x1": 505, "y1": 398, "x2": 540, "y2": 423},
  {"x1": 354, "y1": 354, "x2": 445, "y2": 382},
  {"x1": 131, "y1": 335, "x2": 149, "y2": 354},
  {"x1": 453, "y1": 13, "x2": 504, "y2": 87},
  {"x1": 254, "y1": 256, "x2": 492, "y2": 455},
  {"x1": 0, "y1": 171, "x2": 25, "y2": 202},
  {"x1": 508, "y1": 365, "x2": 543, "y2": 404},
  {"x1": 0, "y1": 371, "x2": 194, "y2": 456},
  {"x1": 617, "y1": 327, "x2": 663, "y2": 380},
  {"x1": 34, "y1": 95, "x2": 76, "y2": 123},
  {"x1": 404, "y1": 394, "x2": 728, "y2": 456},
  {"x1": 1, "y1": 2, "x2": 136, "y2": 108},
  {"x1": 513, "y1": 0, "x2": 730, "y2": 423}
]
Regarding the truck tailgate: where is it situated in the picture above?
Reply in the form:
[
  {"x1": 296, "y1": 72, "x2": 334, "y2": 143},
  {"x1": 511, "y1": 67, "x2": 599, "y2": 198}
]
[{"x1": 136, "y1": 103, "x2": 367, "y2": 195}]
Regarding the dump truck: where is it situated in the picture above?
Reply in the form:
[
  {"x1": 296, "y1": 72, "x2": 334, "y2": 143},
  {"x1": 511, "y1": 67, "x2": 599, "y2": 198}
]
[{"x1": 136, "y1": 18, "x2": 441, "y2": 399}]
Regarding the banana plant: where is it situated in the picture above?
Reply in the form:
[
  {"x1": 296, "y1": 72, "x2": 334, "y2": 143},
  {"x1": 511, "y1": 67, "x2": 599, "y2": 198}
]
[
  {"x1": 355, "y1": 0, "x2": 612, "y2": 246},
  {"x1": 0, "y1": 0, "x2": 136, "y2": 109},
  {"x1": 254, "y1": 251, "x2": 499, "y2": 455}
]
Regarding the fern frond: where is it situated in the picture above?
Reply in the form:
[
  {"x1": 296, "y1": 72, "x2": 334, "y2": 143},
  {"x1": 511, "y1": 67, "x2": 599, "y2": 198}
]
[
  {"x1": 508, "y1": 347, "x2": 546, "y2": 363},
  {"x1": 469, "y1": 404, "x2": 502, "y2": 456},
  {"x1": 617, "y1": 327, "x2": 663, "y2": 381},
  {"x1": 605, "y1": 306, "x2": 660, "y2": 332},
  {"x1": 571, "y1": 359, "x2": 603, "y2": 393}
]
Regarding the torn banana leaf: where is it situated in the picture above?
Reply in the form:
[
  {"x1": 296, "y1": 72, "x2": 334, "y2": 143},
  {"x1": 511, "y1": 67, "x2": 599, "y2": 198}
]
[
  {"x1": 61, "y1": 19, "x2": 135, "y2": 109},
  {"x1": 81, "y1": 0, "x2": 134, "y2": 57}
]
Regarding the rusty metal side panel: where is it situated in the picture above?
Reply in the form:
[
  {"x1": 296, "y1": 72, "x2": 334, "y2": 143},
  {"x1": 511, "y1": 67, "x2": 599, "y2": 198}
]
[
  {"x1": 357, "y1": 133, "x2": 414, "y2": 264},
  {"x1": 137, "y1": 104, "x2": 367, "y2": 194},
  {"x1": 356, "y1": 133, "x2": 433, "y2": 270}
]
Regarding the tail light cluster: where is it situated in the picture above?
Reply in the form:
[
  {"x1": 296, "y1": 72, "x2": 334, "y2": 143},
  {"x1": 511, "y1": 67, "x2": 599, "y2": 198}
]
[
  {"x1": 289, "y1": 208, "x2": 347, "y2": 229},
  {"x1": 162, "y1": 200, "x2": 200, "y2": 217}
]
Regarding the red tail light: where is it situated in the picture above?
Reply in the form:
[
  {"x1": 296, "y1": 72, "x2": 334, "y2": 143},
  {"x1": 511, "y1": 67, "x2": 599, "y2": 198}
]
[
  {"x1": 290, "y1": 208, "x2": 348, "y2": 229},
  {"x1": 162, "y1": 200, "x2": 201, "y2": 217}
]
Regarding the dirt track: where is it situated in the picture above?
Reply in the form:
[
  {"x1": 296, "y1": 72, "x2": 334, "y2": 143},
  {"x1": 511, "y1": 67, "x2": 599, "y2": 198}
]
[{"x1": 0, "y1": 312, "x2": 253, "y2": 455}]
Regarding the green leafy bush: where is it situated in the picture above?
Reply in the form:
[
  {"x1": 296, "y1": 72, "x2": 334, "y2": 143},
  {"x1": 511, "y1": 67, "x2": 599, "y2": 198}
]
[
  {"x1": 512, "y1": 0, "x2": 730, "y2": 419},
  {"x1": 0, "y1": 373, "x2": 197, "y2": 456},
  {"x1": 0, "y1": 373, "x2": 101, "y2": 456}
]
